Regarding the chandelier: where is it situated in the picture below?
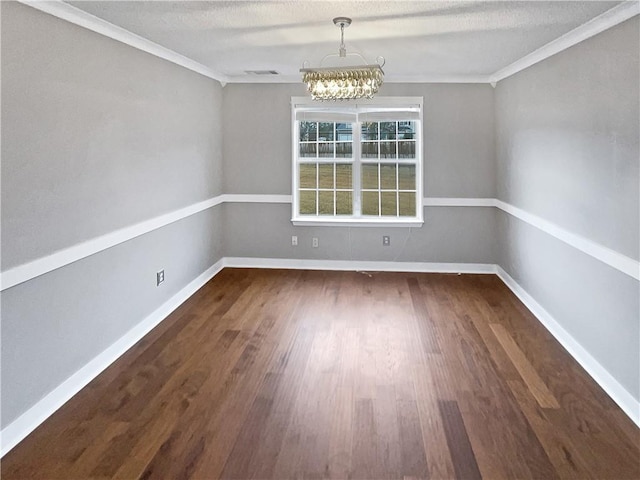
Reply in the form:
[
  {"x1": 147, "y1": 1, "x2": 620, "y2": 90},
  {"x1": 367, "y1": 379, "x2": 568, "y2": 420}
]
[{"x1": 300, "y1": 17, "x2": 385, "y2": 101}]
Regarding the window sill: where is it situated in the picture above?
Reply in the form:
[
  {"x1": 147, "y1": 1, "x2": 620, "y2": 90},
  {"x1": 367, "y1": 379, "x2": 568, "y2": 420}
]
[{"x1": 291, "y1": 218, "x2": 424, "y2": 228}]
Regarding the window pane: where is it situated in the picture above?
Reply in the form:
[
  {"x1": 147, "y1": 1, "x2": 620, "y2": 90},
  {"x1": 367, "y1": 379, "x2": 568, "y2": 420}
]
[
  {"x1": 300, "y1": 143, "x2": 316, "y2": 158},
  {"x1": 336, "y1": 123, "x2": 353, "y2": 141},
  {"x1": 336, "y1": 142, "x2": 352, "y2": 158},
  {"x1": 399, "y1": 121, "x2": 415, "y2": 139},
  {"x1": 336, "y1": 191, "x2": 353, "y2": 215},
  {"x1": 296, "y1": 109, "x2": 420, "y2": 222},
  {"x1": 381, "y1": 191, "x2": 397, "y2": 216},
  {"x1": 362, "y1": 142, "x2": 378, "y2": 159},
  {"x1": 380, "y1": 164, "x2": 397, "y2": 190},
  {"x1": 380, "y1": 141, "x2": 396, "y2": 159},
  {"x1": 299, "y1": 121, "x2": 317, "y2": 141},
  {"x1": 399, "y1": 192, "x2": 416, "y2": 217},
  {"x1": 380, "y1": 122, "x2": 397, "y2": 140},
  {"x1": 299, "y1": 163, "x2": 317, "y2": 188},
  {"x1": 319, "y1": 142, "x2": 333, "y2": 158},
  {"x1": 318, "y1": 164, "x2": 334, "y2": 189},
  {"x1": 398, "y1": 165, "x2": 415, "y2": 190},
  {"x1": 361, "y1": 122, "x2": 378, "y2": 140},
  {"x1": 362, "y1": 191, "x2": 379, "y2": 215},
  {"x1": 398, "y1": 141, "x2": 415, "y2": 159},
  {"x1": 318, "y1": 191, "x2": 334, "y2": 215},
  {"x1": 336, "y1": 164, "x2": 352, "y2": 189},
  {"x1": 299, "y1": 190, "x2": 316, "y2": 215},
  {"x1": 318, "y1": 122, "x2": 334, "y2": 141},
  {"x1": 361, "y1": 164, "x2": 379, "y2": 189}
]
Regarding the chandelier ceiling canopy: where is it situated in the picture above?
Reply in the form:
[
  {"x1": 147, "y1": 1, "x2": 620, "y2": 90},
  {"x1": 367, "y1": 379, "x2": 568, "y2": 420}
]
[{"x1": 300, "y1": 17, "x2": 385, "y2": 101}]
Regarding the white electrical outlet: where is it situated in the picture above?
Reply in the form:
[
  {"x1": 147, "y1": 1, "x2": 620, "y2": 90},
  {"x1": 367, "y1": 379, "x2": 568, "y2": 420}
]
[
  {"x1": 156, "y1": 269, "x2": 165, "y2": 286},
  {"x1": 312, "y1": 237, "x2": 319, "y2": 248},
  {"x1": 292, "y1": 235, "x2": 298, "y2": 246},
  {"x1": 383, "y1": 235, "x2": 391, "y2": 246}
]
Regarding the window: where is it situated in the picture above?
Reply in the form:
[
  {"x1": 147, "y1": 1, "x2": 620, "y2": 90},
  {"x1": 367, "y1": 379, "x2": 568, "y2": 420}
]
[{"x1": 292, "y1": 97, "x2": 423, "y2": 226}]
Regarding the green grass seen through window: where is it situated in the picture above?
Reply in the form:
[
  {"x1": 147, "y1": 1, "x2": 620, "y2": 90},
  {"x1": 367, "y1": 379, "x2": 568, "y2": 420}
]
[{"x1": 299, "y1": 163, "x2": 416, "y2": 216}]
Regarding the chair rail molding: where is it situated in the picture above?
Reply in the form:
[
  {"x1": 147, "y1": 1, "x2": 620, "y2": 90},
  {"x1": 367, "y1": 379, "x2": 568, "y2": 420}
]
[{"x1": 2, "y1": 195, "x2": 638, "y2": 291}]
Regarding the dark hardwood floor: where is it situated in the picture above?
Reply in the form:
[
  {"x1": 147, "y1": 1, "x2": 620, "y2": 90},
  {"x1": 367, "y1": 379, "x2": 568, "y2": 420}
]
[{"x1": 3, "y1": 269, "x2": 638, "y2": 479}]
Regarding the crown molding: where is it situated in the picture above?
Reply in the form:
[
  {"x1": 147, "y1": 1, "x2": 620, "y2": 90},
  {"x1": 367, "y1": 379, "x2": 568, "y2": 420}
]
[
  {"x1": 18, "y1": 0, "x2": 229, "y2": 84},
  {"x1": 18, "y1": 0, "x2": 638, "y2": 87},
  {"x1": 225, "y1": 73, "x2": 493, "y2": 84},
  {"x1": 225, "y1": 74, "x2": 301, "y2": 84},
  {"x1": 384, "y1": 74, "x2": 493, "y2": 84},
  {"x1": 490, "y1": 1, "x2": 640, "y2": 84}
]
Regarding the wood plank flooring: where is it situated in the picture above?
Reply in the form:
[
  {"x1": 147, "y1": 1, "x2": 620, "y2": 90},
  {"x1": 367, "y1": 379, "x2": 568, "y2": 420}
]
[{"x1": 3, "y1": 269, "x2": 639, "y2": 479}]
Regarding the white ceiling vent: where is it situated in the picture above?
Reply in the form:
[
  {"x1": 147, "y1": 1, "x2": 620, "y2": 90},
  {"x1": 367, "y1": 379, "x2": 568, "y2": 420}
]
[{"x1": 244, "y1": 70, "x2": 279, "y2": 75}]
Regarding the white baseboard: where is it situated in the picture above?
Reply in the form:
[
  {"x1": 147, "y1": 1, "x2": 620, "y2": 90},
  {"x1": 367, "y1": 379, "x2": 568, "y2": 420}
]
[
  {"x1": 0, "y1": 258, "x2": 493, "y2": 458},
  {"x1": 2, "y1": 259, "x2": 637, "y2": 459},
  {"x1": 496, "y1": 266, "x2": 640, "y2": 427},
  {"x1": 223, "y1": 257, "x2": 497, "y2": 274},
  {"x1": 225, "y1": 257, "x2": 640, "y2": 427},
  {"x1": 0, "y1": 259, "x2": 225, "y2": 457}
]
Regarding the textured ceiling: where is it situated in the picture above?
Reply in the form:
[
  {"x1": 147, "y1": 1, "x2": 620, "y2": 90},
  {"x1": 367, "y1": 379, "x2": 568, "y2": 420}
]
[{"x1": 67, "y1": 1, "x2": 623, "y2": 81}]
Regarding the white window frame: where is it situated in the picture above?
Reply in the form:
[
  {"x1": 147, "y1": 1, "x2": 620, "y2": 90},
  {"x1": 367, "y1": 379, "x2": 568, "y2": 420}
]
[{"x1": 291, "y1": 96, "x2": 424, "y2": 227}]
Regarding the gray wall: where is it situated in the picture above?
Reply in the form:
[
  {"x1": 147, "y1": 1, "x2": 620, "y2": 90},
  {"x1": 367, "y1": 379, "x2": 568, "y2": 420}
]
[
  {"x1": 1, "y1": 2, "x2": 224, "y2": 427},
  {"x1": 223, "y1": 203, "x2": 497, "y2": 263},
  {"x1": 2, "y1": 0, "x2": 638, "y2": 435},
  {"x1": 2, "y1": 2, "x2": 224, "y2": 269},
  {"x1": 495, "y1": 17, "x2": 640, "y2": 401},
  {"x1": 222, "y1": 83, "x2": 497, "y2": 264}
]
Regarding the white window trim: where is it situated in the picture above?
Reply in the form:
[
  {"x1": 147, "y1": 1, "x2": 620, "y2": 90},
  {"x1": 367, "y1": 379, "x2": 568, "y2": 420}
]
[{"x1": 291, "y1": 96, "x2": 424, "y2": 227}]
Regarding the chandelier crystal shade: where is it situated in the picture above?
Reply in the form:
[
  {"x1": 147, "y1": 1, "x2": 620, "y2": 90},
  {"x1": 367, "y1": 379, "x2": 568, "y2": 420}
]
[{"x1": 300, "y1": 17, "x2": 385, "y2": 101}]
